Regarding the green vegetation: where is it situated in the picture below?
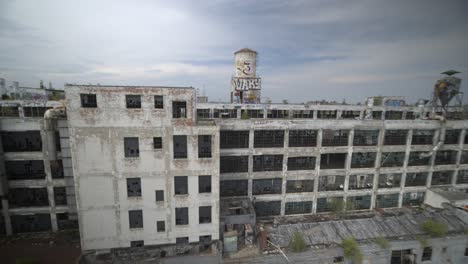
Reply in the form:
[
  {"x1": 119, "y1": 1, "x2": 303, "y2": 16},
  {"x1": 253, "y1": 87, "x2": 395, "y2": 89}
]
[
  {"x1": 289, "y1": 232, "x2": 307, "y2": 252},
  {"x1": 416, "y1": 235, "x2": 429, "y2": 247},
  {"x1": 421, "y1": 219, "x2": 448, "y2": 237},
  {"x1": 241, "y1": 110, "x2": 249, "y2": 119},
  {"x1": 330, "y1": 198, "x2": 345, "y2": 214},
  {"x1": 341, "y1": 237, "x2": 363, "y2": 263},
  {"x1": 373, "y1": 96, "x2": 383, "y2": 106},
  {"x1": 374, "y1": 236, "x2": 390, "y2": 249}
]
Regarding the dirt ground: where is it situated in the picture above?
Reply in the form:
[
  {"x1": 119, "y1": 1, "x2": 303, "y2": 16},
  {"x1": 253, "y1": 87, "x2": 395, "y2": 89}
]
[{"x1": 0, "y1": 230, "x2": 81, "y2": 264}]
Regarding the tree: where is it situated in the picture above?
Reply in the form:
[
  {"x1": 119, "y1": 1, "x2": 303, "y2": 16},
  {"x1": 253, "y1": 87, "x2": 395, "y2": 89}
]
[
  {"x1": 341, "y1": 237, "x2": 363, "y2": 263},
  {"x1": 289, "y1": 232, "x2": 307, "y2": 252},
  {"x1": 241, "y1": 110, "x2": 250, "y2": 119}
]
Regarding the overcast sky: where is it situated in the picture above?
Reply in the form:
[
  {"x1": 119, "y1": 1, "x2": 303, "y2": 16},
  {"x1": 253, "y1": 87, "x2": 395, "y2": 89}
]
[{"x1": 1, "y1": 0, "x2": 467, "y2": 103}]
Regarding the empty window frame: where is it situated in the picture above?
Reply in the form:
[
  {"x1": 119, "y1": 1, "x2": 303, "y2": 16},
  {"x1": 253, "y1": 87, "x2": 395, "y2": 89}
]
[
  {"x1": 0, "y1": 106, "x2": 19, "y2": 117},
  {"x1": 289, "y1": 130, "x2": 317, "y2": 147},
  {"x1": 23, "y1": 107, "x2": 51, "y2": 117},
  {"x1": 391, "y1": 249, "x2": 413, "y2": 264},
  {"x1": 176, "y1": 237, "x2": 189, "y2": 245},
  {"x1": 199, "y1": 206, "x2": 212, "y2": 223},
  {"x1": 348, "y1": 174, "x2": 374, "y2": 190},
  {"x1": 157, "y1": 221, "x2": 165, "y2": 232},
  {"x1": 287, "y1": 156, "x2": 315, "y2": 171},
  {"x1": 173, "y1": 135, "x2": 187, "y2": 159},
  {"x1": 378, "y1": 173, "x2": 402, "y2": 189},
  {"x1": 198, "y1": 135, "x2": 212, "y2": 158},
  {"x1": 461, "y1": 151, "x2": 468, "y2": 164},
  {"x1": 5, "y1": 160, "x2": 45, "y2": 180},
  {"x1": 199, "y1": 175, "x2": 211, "y2": 193},
  {"x1": 375, "y1": 193, "x2": 399, "y2": 208},
  {"x1": 286, "y1": 180, "x2": 314, "y2": 193},
  {"x1": 405, "y1": 172, "x2": 428, "y2": 187},
  {"x1": 254, "y1": 201, "x2": 281, "y2": 217},
  {"x1": 351, "y1": 152, "x2": 376, "y2": 168},
  {"x1": 317, "y1": 110, "x2": 337, "y2": 119},
  {"x1": 405, "y1": 112, "x2": 416, "y2": 120},
  {"x1": 385, "y1": 111, "x2": 403, "y2": 120},
  {"x1": 246, "y1": 109, "x2": 264, "y2": 118},
  {"x1": 220, "y1": 180, "x2": 248, "y2": 197},
  {"x1": 292, "y1": 110, "x2": 313, "y2": 118},
  {"x1": 8, "y1": 188, "x2": 49, "y2": 208},
  {"x1": 253, "y1": 155, "x2": 283, "y2": 172},
  {"x1": 341, "y1": 110, "x2": 360, "y2": 119},
  {"x1": 431, "y1": 171, "x2": 453, "y2": 186},
  {"x1": 434, "y1": 150, "x2": 458, "y2": 165},
  {"x1": 154, "y1": 95, "x2": 164, "y2": 109},
  {"x1": 384, "y1": 130, "x2": 408, "y2": 145},
  {"x1": 155, "y1": 190, "x2": 164, "y2": 202},
  {"x1": 126, "y1": 95, "x2": 141, "y2": 108},
  {"x1": 129, "y1": 210, "x2": 143, "y2": 229},
  {"x1": 445, "y1": 129, "x2": 461, "y2": 144},
  {"x1": 422, "y1": 247, "x2": 432, "y2": 261},
  {"x1": 127, "y1": 178, "x2": 141, "y2": 197},
  {"x1": 131, "y1": 240, "x2": 144, "y2": 247},
  {"x1": 220, "y1": 130, "x2": 249, "y2": 149},
  {"x1": 172, "y1": 101, "x2": 187, "y2": 118},
  {"x1": 285, "y1": 201, "x2": 312, "y2": 215},
  {"x1": 54, "y1": 187, "x2": 67, "y2": 206},
  {"x1": 213, "y1": 109, "x2": 237, "y2": 118},
  {"x1": 322, "y1": 130, "x2": 349, "y2": 146},
  {"x1": 11, "y1": 214, "x2": 52, "y2": 233},
  {"x1": 197, "y1": 109, "x2": 210, "y2": 119},
  {"x1": 267, "y1": 109, "x2": 288, "y2": 118},
  {"x1": 446, "y1": 111, "x2": 463, "y2": 120},
  {"x1": 124, "y1": 137, "x2": 139, "y2": 158},
  {"x1": 381, "y1": 152, "x2": 405, "y2": 167},
  {"x1": 408, "y1": 151, "x2": 431, "y2": 166},
  {"x1": 346, "y1": 195, "x2": 371, "y2": 210},
  {"x1": 220, "y1": 156, "x2": 248, "y2": 173},
  {"x1": 252, "y1": 178, "x2": 282, "y2": 195},
  {"x1": 412, "y1": 130, "x2": 434, "y2": 145},
  {"x1": 402, "y1": 192, "x2": 425, "y2": 206},
  {"x1": 199, "y1": 235, "x2": 212, "y2": 252},
  {"x1": 316, "y1": 197, "x2": 343, "y2": 213},
  {"x1": 353, "y1": 130, "x2": 379, "y2": 146},
  {"x1": 174, "y1": 176, "x2": 188, "y2": 195},
  {"x1": 80, "y1": 94, "x2": 97, "y2": 108},
  {"x1": 321, "y1": 153, "x2": 347, "y2": 169},
  {"x1": 175, "y1": 207, "x2": 189, "y2": 225},
  {"x1": 318, "y1": 175, "x2": 345, "y2": 191},
  {"x1": 372, "y1": 111, "x2": 382, "y2": 120},
  {"x1": 1, "y1": 131, "x2": 42, "y2": 152},
  {"x1": 457, "y1": 170, "x2": 468, "y2": 184},
  {"x1": 254, "y1": 130, "x2": 284, "y2": 148},
  {"x1": 50, "y1": 160, "x2": 64, "y2": 179}
]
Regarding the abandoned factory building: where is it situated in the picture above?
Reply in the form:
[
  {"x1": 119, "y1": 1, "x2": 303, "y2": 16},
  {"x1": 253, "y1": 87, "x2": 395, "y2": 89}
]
[{"x1": 1, "y1": 49, "x2": 468, "y2": 263}]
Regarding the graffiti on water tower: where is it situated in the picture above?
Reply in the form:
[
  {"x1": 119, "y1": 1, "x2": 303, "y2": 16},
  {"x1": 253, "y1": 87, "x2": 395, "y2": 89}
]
[
  {"x1": 231, "y1": 77, "x2": 261, "y2": 91},
  {"x1": 236, "y1": 60, "x2": 255, "y2": 77}
]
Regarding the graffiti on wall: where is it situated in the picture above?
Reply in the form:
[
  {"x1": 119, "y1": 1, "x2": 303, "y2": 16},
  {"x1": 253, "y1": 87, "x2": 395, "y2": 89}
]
[
  {"x1": 236, "y1": 60, "x2": 255, "y2": 77},
  {"x1": 231, "y1": 77, "x2": 261, "y2": 91}
]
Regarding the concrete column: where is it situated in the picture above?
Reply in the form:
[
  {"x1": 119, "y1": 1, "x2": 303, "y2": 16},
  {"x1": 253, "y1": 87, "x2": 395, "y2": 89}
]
[
  {"x1": 248, "y1": 128, "x2": 254, "y2": 199},
  {"x1": 41, "y1": 124, "x2": 58, "y2": 232},
  {"x1": 280, "y1": 130, "x2": 289, "y2": 216}
]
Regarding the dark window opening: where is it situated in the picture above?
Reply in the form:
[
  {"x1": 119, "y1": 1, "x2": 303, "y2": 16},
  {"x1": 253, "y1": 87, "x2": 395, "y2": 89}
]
[
  {"x1": 172, "y1": 101, "x2": 187, "y2": 118},
  {"x1": 378, "y1": 173, "x2": 401, "y2": 189},
  {"x1": 198, "y1": 135, "x2": 212, "y2": 158},
  {"x1": 321, "y1": 153, "x2": 347, "y2": 169},
  {"x1": 351, "y1": 152, "x2": 376, "y2": 168},
  {"x1": 9, "y1": 188, "x2": 49, "y2": 208},
  {"x1": 174, "y1": 176, "x2": 188, "y2": 195},
  {"x1": 408, "y1": 152, "x2": 431, "y2": 166},
  {"x1": 385, "y1": 111, "x2": 403, "y2": 120},
  {"x1": 435, "y1": 150, "x2": 458, "y2": 165},
  {"x1": 384, "y1": 130, "x2": 408, "y2": 145},
  {"x1": 155, "y1": 190, "x2": 164, "y2": 202},
  {"x1": 318, "y1": 175, "x2": 345, "y2": 191},
  {"x1": 11, "y1": 214, "x2": 51, "y2": 233},
  {"x1": 286, "y1": 180, "x2": 314, "y2": 193},
  {"x1": 292, "y1": 110, "x2": 313, "y2": 118},
  {"x1": 412, "y1": 130, "x2": 434, "y2": 145},
  {"x1": 253, "y1": 178, "x2": 282, "y2": 195},
  {"x1": 50, "y1": 160, "x2": 64, "y2": 179},
  {"x1": 333, "y1": 256, "x2": 344, "y2": 263},
  {"x1": 431, "y1": 171, "x2": 453, "y2": 186},
  {"x1": 322, "y1": 130, "x2": 349, "y2": 146},
  {"x1": 376, "y1": 193, "x2": 399, "y2": 208},
  {"x1": 173, "y1": 135, "x2": 187, "y2": 159},
  {"x1": 175, "y1": 207, "x2": 189, "y2": 225},
  {"x1": 391, "y1": 249, "x2": 413, "y2": 264},
  {"x1": 317, "y1": 110, "x2": 337, "y2": 119},
  {"x1": 213, "y1": 109, "x2": 237, "y2": 118},
  {"x1": 129, "y1": 210, "x2": 143, "y2": 229},
  {"x1": 57, "y1": 213, "x2": 78, "y2": 230},
  {"x1": 176, "y1": 237, "x2": 189, "y2": 245},
  {"x1": 346, "y1": 195, "x2": 371, "y2": 210},
  {"x1": 445, "y1": 129, "x2": 461, "y2": 144},
  {"x1": 353, "y1": 130, "x2": 379, "y2": 146},
  {"x1": 23, "y1": 107, "x2": 52, "y2": 117},
  {"x1": 381, "y1": 152, "x2": 405, "y2": 167},
  {"x1": 405, "y1": 112, "x2": 416, "y2": 120},
  {"x1": 422, "y1": 247, "x2": 432, "y2": 261},
  {"x1": 153, "y1": 137, "x2": 162, "y2": 149},
  {"x1": 220, "y1": 130, "x2": 249, "y2": 149},
  {"x1": 1, "y1": 131, "x2": 42, "y2": 152},
  {"x1": 287, "y1": 156, "x2": 315, "y2": 171},
  {"x1": 457, "y1": 170, "x2": 468, "y2": 184},
  {"x1": 402, "y1": 192, "x2": 425, "y2": 206},
  {"x1": 131, "y1": 240, "x2": 144, "y2": 247},
  {"x1": 461, "y1": 151, "x2": 468, "y2": 164},
  {"x1": 80, "y1": 94, "x2": 97, "y2": 108},
  {"x1": 253, "y1": 155, "x2": 283, "y2": 172},
  {"x1": 348, "y1": 174, "x2": 373, "y2": 190},
  {"x1": 267, "y1": 109, "x2": 288, "y2": 118},
  {"x1": 246, "y1": 109, "x2": 263, "y2": 118},
  {"x1": 317, "y1": 197, "x2": 343, "y2": 213},
  {"x1": 220, "y1": 156, "x2": 248, "y2": 173},
  {"x1": 197, "y1": 109, "x2": 210, "y2": 119},
  {"x1": 254, "y1": 201, "x2": 281, "y2": 217},
  {"x1": 126, "y1": 178, "x2": 141, "y2": 197},
  {"x1": 341, "y1": 110, "x2": 360, "y2": 119},
  {"x1": 220, "y1": 180, "x2": 248, "y2": 197},
  {"x1": 0, "y1": 106, "x2": 19, "y2": 117},
  {"x1": 254, "y1": 130, "x2": 284, "y2": 148},
  {"x1": 54, "y1": 187, "x2": 67, "y2": 206},
  {"x1": 372, "y1": 111, "x2": 382, "y2": 120},
  {"x1": 285, "y1": 201, "x2": 312, "y2": 215},
  {"x1": 154, "y1": 95, "x2": 164, "y2": 109},
  {"x1": 199, "y1": 235, "x2": 212, "y2": 252},
  {"x1": 124, "y1": 137, "x2": 139, "y2": 158},
  {"x1": 199, "y1": 175, "x2": 211, "y2": 193},
  {"x1": 199, "y1": 206, "x2": 212, "y2": 223},
  {"x1": 289, "y1": 130, "x2": 317, "y2": 147},
  {"x1": 157, "y1": 221, "x2": 165, "y2": 232},
  {"x1": 55, "y1": 131, "x2": 61, "y2": 151},
  {"x1": 405, "y1": 172, "x2": 428, "y2": 187},
  {"x1": 5, "y1": 160, "x2": 45, "y2": 180}
]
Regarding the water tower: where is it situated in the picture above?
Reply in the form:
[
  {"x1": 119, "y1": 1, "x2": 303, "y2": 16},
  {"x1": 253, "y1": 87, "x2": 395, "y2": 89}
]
[{"x1": 231, "y1": 48, "x2": 262, "y2": 103}]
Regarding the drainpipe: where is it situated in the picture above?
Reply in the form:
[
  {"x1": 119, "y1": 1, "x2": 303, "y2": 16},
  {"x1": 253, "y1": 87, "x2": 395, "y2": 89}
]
[
  {"x1": 44, "y1": 108, "x2": 66, "y2": 160},
  {"x1": 420, "y1": 113, "x2": 446, "y2": 158}
]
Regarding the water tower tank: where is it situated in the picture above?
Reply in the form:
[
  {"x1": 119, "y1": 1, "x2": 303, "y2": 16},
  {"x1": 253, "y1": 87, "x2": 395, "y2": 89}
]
[
  {"x1": 234, "y1": 48, "x2": 257, "y2": 78},
  {"x1": 231, "y1": 48, "x2": 262, "y2": 104}
]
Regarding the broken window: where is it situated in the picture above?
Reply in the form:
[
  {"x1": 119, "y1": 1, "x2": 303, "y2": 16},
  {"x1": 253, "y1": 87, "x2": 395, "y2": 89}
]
[
  {"x1": 131, "y1": 240, "x2": 144, "y2": 247},
  {"x1": 267, "y1": 109, "x2": 288, "y2": 118},
  {"x1": 5, "y1": 160, "x2": 45, "y2": 180},
  {"x1": 408, "y1": 151, "x2": 431, "y2": 166},
  {"x1": 197, "y1": 109, "x2": 210, "y2": 119},
  {"x1": 353, "y1": 130, "x2": 379, "y2": 146},
  {"x1": 375, "y1": 193, "x2": 399, "y2": 208},
  {"x1": 318, "y1": 175, "x2": 345, "y2": 191},
  {"x1": 199, "y1": 206, "x2": 212, "y2": 223},
  {"x1": 252, "y1": 178, "x2": 282, "y2": 195},
  {"x1": 174, "y1": 176, "x2": 188, "y2": 195},
  {"x1": 50, "y1": 160, "x2": 64, "y2": 179},
  {"x1": 384, "y1": 130, "x2": 408, "y2": 145},
  {"x1": 125, "y1": 95, "x2": 141, "y2": 108},
  {"x1": 9, "y1": 188, "x2": 49, "y2": 208},
  {"x1": 351, "y1": 152, "x2": 376, "y2": 168},
  {"x1": 405, "y1": 112, "x2": 416, "y2": 120},
  {"x1": 23, "y1": 107, "x2": 52, "y2": 117},
  {"x1": 457, "y1": 170, "x2": 468, "y2": 184},
  {"x1": 124, "y1": 137, "x2": 139, "y2": 158},
  {"x1": 287, "y1": 156, "x2": 315, "y2": 171},
  {"x1": 341, "y1": 110, "x2": 360, "y2": 119},
  {"x1": 11, "y1": 214, "x2": 51, "y2": 233},
  {"x1": 173, "y1": 135, "x2": 187, "y2": 159},
  {"x1": 412, "y1": 130, "x2": 434, "y2": 145},
  {"x1": 199, "y1": 175, "x2": 211, "y2": 193},
  {"x1": 155, "y1": 190, "x2": 164, "y2": 202},
  {"x1": 391, "y1": 249, "x2": 413, "y2": 264},
  {"x1": 381, "y1": 152, "x2": 405, "y2": 167},
  {"x1": 254, "y1": 201, "x2": 281, "y2": 217},
  {"x1": 175, "y1": 207, "x2": 189, "y2": 225},
  {"x1": 372, "y1": 111, "x2": 382, "y2": 120},
  {"x1": 286, "y1": 180, "x2": 314, "y2": 193},
  {"x1": 405, "y1": 172, "x2": 428, "y2": 187},
  {"x1": 80, "y1": 94, "x2": 97, "y2": 108},
  {"x1": 152, "y1": 137, "x2": 162, "y2": 149},
  {"x1": 348, "y1": 174, "x2": 373, "y2": 190},
  {"x1": 385, "y1": 111, "x2": 402, "y2": 120},
  {"x1": 322, "y1": 129, "x2": 349, "y2": 146},
  {"x1": 316, "y1": 197, "x2": 343, "y2": 213},
  {"x1": 435, "y1": 150, "x2": 458, "y2": 165},
  {"x1": 0, "y1": 106, "x2": 19, "y2": 117},
  {"x1": 347, "y1": 195, "x2": 371, "y2": 210},
  {"x1": 317, "y1": 110, "x2": 337, "y2": 119},
  {"x1": 57, "y1": 213, "x2": 78, "y2": 230},
  {"x1": 461, "y1": 151, "x2": 468, "y2": 164},
  {"x1": 289, "y1": 130, "x2": 317, "y2": 147},
  {"x1": 220, "y1": 180, "x2": 248, "y2": 197},
  {"x1": 126, "y1": 178, "x2": 141, "y2": 197},
  {"x1": 333, "y1": 256, "x2": 344, "y2": 263},
  {"x1": 446, "y1": 111, "x2": 463, "y2": 120},
  {"x1": 246, "y1": 109, "x2": 263, "y2": 118},
  {"x1": 54, "y1": 187, "x2": 67, "y2": 206},
  {"x1": 445, "y1": 129, "x2": 461, "y2": 144},
  {"x1": 213, "y1": 109, "x2": 237, "y2": 118},
  {"x1": 253, "y1": 155, "x2": 283, "y2": 172},
  {"x1": 254, "y1": 130, "x2": 284, "y2": 148},
  {"x1": 198, "y1": 135, "x2": 212, "y2": 158},
  {"x1": 1, "y1": 131, "x2": 42, "y2": 152},
  {"x1": 285, "y1": 201, "x2": 312, "y2": 215},
  {"x1": 320, "y1": 153, "x2": 347, "y2": 169},
  {"x1": 402, "y1": 192, "x2": 425, "y2": 206},
  {"x1": 378, "y1": 173, "x2": 402, "y2": 189},
  {"x1": 129, "y1": 210, "x2": 143, "y2": 229},
  {"x1": 422, "y1": 247, "x2": 432, "y2": 261},
  {"x1": 154, "y1": 95, "x2": 164, "y2": 109},
  {"x1": 199, "y1": 235, "x2": 212, "y2": 252},
  {"x1": 220, "y1": 156, "x2": 248, "y2": 173},
  {"x1": 172, "y1": 101, "x2": 187, "y2": 118},
  {"x1": 220, "y1": 130, "x2": 249, "y2": 149},
  {"x1": 431, "y1": 171, "x2": 453, "y2": 186},
  {"x1": 292, "y1": 110, "x2": 313, "y2": 118},
  {"x1": 157, "y1": 221, "x2": 165, "y2": 232}
]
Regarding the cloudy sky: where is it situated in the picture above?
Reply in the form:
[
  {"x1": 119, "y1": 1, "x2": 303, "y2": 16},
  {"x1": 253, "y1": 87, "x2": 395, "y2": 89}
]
[{"x1": 1, "y1": 0, "x2": 467, "y2": 103}]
